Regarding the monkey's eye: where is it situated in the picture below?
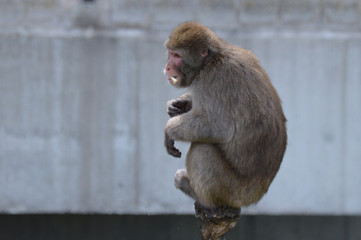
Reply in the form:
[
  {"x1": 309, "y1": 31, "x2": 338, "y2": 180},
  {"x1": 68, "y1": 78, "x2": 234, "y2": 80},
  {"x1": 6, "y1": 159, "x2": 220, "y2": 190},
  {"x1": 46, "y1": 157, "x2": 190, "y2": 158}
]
[{"x1": 170, "y1": 52, "x2": 182, "y2": 59}]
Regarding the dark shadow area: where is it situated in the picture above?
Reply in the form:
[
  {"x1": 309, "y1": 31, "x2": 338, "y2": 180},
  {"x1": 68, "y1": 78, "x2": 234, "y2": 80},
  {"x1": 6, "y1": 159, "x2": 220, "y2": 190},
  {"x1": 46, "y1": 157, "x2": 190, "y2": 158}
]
[{"x1": 0, "y1": 214, "x2": 360, "y2": 240}]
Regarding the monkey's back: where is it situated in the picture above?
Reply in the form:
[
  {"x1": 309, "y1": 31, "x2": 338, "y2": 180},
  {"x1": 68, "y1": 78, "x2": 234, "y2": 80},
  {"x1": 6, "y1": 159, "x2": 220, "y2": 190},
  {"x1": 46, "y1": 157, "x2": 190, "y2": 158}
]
[{"x1": 195, "y1": 46, "x2": 287, "y2": 206}]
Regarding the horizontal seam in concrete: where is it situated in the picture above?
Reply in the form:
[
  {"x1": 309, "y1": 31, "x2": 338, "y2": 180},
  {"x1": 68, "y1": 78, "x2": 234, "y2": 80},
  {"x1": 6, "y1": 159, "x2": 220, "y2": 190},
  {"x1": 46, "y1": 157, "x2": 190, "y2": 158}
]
[{"x1": 1, "y1": 28, "x2": 361, "y2": 40}]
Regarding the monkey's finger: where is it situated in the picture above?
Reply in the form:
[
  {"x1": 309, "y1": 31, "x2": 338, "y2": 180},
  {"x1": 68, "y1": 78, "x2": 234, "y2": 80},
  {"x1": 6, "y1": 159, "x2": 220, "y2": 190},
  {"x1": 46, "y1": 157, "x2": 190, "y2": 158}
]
[
  {"x1": 167, "y1": 105, "x2": 179, "y2": 112},
  {"x1": 172, "y1": 99, "x2": 187, "y2": 108},
  {"x1": 168, "y1": 146, "x2": 182, "y2": 158},
  {"x1": 167, "y1": 106, "x2": 181, "y2": 117},
  {"x1": 171, "y1": 149, "x2": 182, "y2": 158}
]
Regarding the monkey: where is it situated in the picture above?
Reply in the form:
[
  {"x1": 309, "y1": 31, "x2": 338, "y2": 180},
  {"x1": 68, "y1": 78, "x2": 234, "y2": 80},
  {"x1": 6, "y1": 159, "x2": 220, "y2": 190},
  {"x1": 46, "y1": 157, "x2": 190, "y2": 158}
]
[{"x1": 164, "y1": 22, "x2": 287, "y2": 210}]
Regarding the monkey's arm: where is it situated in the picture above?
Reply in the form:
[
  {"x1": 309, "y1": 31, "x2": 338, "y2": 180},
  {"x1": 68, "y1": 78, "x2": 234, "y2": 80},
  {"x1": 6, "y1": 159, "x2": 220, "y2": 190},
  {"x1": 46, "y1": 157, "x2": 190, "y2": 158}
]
[
  {"x1": 167, "y1": 93, "x2": 192, "y2": 118},
  {"x1": 165, "y1": 110, "x2": 234, "y2": 158}
]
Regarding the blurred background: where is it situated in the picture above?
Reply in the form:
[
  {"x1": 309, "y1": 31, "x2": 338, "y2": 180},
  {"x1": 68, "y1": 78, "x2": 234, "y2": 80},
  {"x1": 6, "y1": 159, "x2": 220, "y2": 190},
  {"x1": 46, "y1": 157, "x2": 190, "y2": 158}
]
[{"x1": 0, "y1": 0, "x2": 360, "y2": 239}]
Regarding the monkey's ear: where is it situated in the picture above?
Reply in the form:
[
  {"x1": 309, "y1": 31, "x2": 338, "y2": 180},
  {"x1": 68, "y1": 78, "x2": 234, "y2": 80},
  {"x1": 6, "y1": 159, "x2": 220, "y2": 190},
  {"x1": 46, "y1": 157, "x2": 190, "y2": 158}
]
[{"x1": 201, "y1": 49, "x2": 209, "y2": 57}]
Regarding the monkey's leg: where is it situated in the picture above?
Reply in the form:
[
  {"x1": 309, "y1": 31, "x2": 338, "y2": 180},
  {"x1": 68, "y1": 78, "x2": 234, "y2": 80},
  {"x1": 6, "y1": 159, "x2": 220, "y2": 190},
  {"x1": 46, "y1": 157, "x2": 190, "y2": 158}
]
[
  {"x1": 174, "y1": 169, "x2": 197, "y2": 200},
  {"x1": 186, "y1": 143, "x2": 241, "y2": 240}
]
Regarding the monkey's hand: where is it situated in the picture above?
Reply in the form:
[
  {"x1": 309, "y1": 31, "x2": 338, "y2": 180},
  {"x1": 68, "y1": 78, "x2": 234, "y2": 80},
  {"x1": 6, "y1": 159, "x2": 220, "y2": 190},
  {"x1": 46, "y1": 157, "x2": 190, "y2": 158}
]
[
  {"x1": 165, "y1": 133, "x2": 182, "y2": 158},
  {"x1": 167, "y1": 98, "x2": 192, "y2": 118}
]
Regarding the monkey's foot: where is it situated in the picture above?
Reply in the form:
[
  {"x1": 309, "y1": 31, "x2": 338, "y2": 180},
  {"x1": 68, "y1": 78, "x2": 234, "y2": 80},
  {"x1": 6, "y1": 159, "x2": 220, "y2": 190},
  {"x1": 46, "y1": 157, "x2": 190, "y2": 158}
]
[{"x1": 194, "y1": 202, "x2": 241, "y2": 240}]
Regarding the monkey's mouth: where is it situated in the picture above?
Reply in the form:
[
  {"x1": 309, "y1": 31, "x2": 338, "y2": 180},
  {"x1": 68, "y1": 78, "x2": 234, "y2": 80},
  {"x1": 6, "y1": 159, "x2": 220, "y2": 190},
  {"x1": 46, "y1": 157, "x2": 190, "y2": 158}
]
[{"x1": 168, "y1": 76, "x2": 178, "y2": 85}]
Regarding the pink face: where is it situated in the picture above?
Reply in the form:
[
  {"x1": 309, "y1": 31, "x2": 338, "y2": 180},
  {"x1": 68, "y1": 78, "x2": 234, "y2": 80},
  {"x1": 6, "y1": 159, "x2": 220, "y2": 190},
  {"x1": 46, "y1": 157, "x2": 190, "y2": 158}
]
[{"x1": 164, "y1": 50, "x2": 183, "y2": 85}]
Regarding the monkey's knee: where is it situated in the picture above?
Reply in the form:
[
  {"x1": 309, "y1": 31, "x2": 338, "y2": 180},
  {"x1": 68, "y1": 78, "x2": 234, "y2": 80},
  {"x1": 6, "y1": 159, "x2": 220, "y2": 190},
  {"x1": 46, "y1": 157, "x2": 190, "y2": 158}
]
[
  {"x1": 174, "y1": 169, "x2": 188, "y2": 189},
  {"x1": 174, "y1": 169, "x2": 196, "y2": 199}
]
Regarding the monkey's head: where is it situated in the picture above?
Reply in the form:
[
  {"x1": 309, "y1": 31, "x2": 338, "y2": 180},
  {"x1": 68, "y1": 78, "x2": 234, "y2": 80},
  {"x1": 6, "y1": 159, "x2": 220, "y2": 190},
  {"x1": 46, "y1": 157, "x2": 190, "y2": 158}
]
[{"x1": 164, "y1": 22, "x2": 221, "y2": 88}]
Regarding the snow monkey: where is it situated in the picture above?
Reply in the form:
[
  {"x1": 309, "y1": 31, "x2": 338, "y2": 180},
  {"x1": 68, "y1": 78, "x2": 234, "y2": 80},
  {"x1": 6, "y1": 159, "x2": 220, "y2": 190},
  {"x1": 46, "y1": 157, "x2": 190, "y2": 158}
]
[{"x1": 164, "y1": 22, "x2": 287, "y2": 210}]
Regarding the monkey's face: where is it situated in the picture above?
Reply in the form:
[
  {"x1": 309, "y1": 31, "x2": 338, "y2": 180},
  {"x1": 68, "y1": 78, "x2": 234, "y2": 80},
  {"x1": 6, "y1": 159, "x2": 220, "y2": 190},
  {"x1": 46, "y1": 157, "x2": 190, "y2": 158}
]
[
  {"x1": 164, "y1": 50, "x2": 184, "y2": 87},
  {"x1": 164, "y1": 49, "x2": 208, "y2": 88}
]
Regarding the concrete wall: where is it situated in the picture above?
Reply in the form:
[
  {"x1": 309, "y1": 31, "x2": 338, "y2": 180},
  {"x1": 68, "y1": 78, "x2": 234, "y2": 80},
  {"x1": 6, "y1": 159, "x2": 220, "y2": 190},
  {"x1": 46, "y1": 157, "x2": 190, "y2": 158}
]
[{"x1": 0, "y1": 0, "x2": 360, "y2": 215}]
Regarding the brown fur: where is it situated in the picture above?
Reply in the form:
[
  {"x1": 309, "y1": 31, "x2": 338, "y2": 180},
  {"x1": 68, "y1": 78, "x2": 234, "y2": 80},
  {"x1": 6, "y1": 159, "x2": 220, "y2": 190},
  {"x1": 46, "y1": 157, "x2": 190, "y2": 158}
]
[{"x1": 164, "y1": 22, "x2": 287, "y2": 208}]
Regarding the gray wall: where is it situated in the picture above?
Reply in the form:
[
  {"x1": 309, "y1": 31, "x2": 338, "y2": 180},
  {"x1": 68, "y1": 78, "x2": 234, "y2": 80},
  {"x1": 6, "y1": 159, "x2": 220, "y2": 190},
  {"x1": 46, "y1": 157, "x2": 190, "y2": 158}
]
[{"x1": 0, "y1": 0, "x2": 360, "y2": 215}]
